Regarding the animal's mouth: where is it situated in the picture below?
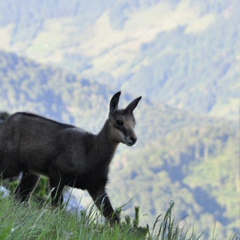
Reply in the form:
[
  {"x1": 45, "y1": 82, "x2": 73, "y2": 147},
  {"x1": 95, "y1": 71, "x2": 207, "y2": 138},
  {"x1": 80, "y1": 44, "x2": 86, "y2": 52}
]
[
  {"x1": 125, "y1": 141, "x2": 134, "y2": 146},
  {"x1": 125, "y1": 137, "x2": 137, "y2": 146}
]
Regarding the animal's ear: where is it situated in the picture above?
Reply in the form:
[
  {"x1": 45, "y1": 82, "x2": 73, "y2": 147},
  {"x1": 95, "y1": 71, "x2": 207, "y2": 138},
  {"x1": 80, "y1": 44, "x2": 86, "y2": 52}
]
[
  {"x1": 125, "y1": 96, "x2": 142, "y2": 113},
  {"x1": 109, "y1": 91, "x2": 121, "y2": 116}
]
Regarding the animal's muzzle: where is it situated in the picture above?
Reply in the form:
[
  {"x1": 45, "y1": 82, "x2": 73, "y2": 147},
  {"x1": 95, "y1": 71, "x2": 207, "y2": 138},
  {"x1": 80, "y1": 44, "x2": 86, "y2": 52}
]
[{"x1": 125, "y1": 136, "x2": 137, "y2": 146}]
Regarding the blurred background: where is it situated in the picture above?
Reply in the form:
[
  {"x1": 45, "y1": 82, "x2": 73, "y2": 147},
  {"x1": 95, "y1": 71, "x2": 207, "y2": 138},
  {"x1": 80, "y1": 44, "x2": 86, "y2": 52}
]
[{"x1": 0, "y1": 0, "x2": 239, "y2": 238}]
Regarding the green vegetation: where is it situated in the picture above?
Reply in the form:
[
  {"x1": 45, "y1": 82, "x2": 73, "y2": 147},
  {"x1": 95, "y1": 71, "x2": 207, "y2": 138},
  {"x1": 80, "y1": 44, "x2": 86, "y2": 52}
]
[
  {"x1": 0, "y1": 194, "x2": 145, "y2": 240},
  {"x1": 3, "y1": 194, "x2": 237, "y2": 240},
  {"x1": 111, "y1": 120, "x2": 239, "y2": 238}
]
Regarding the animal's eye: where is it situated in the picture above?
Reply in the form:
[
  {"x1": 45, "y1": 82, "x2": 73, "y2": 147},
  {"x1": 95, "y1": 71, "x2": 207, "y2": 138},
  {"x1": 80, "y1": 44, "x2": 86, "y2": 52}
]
[{"x1": 116, "y1": 119, "x2": 124, "y2": 126}]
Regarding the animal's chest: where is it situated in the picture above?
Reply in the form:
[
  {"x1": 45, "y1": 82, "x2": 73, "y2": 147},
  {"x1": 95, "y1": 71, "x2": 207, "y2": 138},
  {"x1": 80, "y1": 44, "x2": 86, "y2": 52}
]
[{"x1": 65, "y1": 165, "x2": 108, "y2": 190}]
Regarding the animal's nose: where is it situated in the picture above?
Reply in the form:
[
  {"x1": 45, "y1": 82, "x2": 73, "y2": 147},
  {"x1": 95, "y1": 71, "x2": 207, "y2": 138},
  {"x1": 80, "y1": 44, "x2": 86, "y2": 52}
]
[
  {"x1": 130, "y1": 137, "x2": 137, "y2": 145},
  {"x1": 125, "y1": 133, "x2": 137, "y2": 146}
]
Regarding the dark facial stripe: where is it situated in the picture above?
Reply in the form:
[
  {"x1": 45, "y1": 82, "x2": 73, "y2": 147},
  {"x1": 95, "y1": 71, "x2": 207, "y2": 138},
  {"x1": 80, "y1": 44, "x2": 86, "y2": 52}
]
[{"x1": 115, "y1": 125, "x2": 128, "y2": 136}]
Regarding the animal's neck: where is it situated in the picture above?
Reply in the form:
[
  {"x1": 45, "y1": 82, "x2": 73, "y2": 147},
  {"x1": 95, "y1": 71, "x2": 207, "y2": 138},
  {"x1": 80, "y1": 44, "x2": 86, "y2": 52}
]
[{"x1": 92, "y1": 120, "x2": 118, "y2": 165}]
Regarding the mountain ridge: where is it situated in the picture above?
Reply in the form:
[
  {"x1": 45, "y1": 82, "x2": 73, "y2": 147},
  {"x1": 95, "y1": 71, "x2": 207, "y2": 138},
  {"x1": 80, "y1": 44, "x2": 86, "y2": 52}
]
[{"x1": 0, "y1": 0, "x2": 239, "y2": 119}]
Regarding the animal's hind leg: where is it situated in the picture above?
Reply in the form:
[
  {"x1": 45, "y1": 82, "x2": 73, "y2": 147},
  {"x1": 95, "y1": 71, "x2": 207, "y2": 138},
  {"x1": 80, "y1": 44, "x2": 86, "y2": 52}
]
[{"x1": 14, "y1": 172, "x2": 40, "y2": 202}]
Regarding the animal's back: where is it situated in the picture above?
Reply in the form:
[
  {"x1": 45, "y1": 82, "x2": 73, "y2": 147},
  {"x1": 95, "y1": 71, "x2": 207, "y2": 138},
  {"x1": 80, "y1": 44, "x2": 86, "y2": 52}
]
[{"x1": 0, "y1": 112, "x2": 79, "y2": 176}]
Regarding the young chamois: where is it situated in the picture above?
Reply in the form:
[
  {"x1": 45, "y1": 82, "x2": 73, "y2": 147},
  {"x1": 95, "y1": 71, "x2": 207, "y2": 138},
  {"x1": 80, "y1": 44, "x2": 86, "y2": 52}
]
[{"x1": 0, "y1": 92, "x2": 141, "y2": 224}]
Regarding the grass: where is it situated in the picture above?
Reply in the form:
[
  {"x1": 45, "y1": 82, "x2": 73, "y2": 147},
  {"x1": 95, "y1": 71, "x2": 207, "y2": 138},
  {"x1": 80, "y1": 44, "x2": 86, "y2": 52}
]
[
  {"x1": 0, "y1": 195, "x2": 144, "y2": 240},
  {"x1": 0, "y1": 193, "x2": 239, "y2": 240}
]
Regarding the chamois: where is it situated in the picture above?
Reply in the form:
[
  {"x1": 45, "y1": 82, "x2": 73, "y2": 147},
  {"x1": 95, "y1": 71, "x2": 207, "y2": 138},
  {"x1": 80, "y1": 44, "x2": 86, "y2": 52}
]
[{"x1": 0, "y1": 92, "x2": 141, "y2": 224}]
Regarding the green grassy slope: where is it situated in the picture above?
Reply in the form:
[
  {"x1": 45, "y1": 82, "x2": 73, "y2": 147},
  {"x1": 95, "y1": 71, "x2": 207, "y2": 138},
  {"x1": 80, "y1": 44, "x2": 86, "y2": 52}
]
[
  {"x1": 0, "y1": 195, "x2": 148, "y2": 240},
  {"x1": 4, "y1": 195, "x2": 232, "y2": 240}
]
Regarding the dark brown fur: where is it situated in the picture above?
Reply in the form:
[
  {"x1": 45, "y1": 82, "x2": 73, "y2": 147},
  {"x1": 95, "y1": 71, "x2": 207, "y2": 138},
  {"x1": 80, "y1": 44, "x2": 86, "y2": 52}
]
[{"x1": 0, "y1": 92, "x2": 141, "y2": 224}]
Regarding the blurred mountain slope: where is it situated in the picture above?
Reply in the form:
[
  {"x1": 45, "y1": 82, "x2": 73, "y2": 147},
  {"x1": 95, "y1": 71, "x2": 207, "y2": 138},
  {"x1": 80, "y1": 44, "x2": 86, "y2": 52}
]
[{"x1": 0, "y1": 0, "x2": 239, "y2": 118}]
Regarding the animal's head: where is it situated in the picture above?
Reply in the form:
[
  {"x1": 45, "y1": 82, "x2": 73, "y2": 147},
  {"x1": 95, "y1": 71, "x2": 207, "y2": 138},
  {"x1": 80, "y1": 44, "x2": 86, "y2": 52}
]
[{"x1": 108, "y1": 91, "x2": 141, "y2": 146}]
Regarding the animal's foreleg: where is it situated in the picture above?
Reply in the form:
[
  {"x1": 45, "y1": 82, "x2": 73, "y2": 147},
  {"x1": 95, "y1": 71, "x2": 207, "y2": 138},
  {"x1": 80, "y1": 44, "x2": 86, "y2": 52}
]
[
  {"x1": 49, "y1": 178, "x2": 65, "y2": 206},
  {"x1": 88, "y1": 186, "x2": 120, "y2": 225},
  {"x1": 14, "y1": 172, "x2": 40, "y2": 202}
]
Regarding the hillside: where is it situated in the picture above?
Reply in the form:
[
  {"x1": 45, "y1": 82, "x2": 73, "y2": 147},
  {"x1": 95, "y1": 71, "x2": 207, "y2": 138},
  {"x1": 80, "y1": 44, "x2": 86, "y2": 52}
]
[
  {"x1": 0, "y1": 50, "x2": 239, "y2": 239},
  {"x1": 111, "y1": 120, "x2": 239, "y2": 235},
  {"x1": 0, "y1": 50, "x2": 115, "y2": 130},
  {"x1": 0, "y1": 0, "x2": 239, "y2": 118}
]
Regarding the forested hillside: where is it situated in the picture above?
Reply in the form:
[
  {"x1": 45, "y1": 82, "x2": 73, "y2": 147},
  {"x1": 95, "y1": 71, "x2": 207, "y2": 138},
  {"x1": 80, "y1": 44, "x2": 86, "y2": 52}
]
[
  {"x1": 0, "y1": 0, "x2": 239, "y2": 118},
  {"x1": 0, "y1": 50, "x2": 115, "y2": 130},
  {"x1": 0, "y1": 50, "x2": 239, "y2": 239}
]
